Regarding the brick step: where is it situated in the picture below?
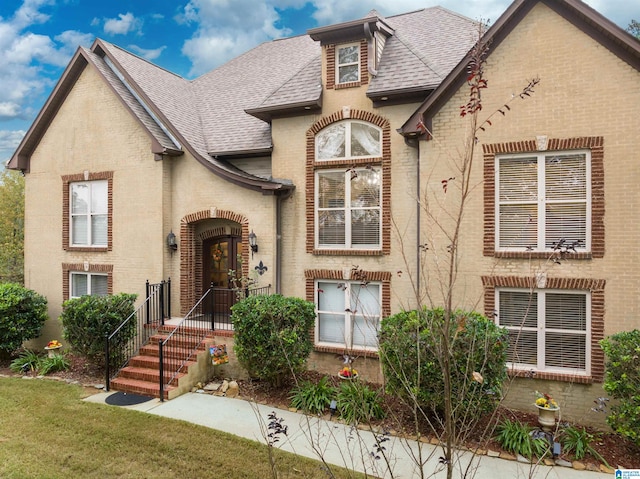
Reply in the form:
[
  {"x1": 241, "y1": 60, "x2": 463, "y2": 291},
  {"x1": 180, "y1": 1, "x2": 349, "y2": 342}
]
[
  {"x1": 139, "y1": 343, "x2": 207, "y2": 359},
  {"x1": 109, "y1": 377, "x2": 174, "y2": 400},
  {"x1": 128, "y1": 355, "x2": 196, "y2": 370},
  {"x1": 118, "y1": 365, "x2": 191, "y2": 382},
  {"x1": 149, "y1": 334, "x2": 207, "y2": 350},
  {"x1": 157, "y1": 325, "x2": 216, "y2": 337}
]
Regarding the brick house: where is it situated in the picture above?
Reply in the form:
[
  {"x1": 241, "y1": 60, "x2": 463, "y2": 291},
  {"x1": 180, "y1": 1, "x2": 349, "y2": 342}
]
[{"x1": 8, "y1": 0, "x2": 640, "y2": 420}]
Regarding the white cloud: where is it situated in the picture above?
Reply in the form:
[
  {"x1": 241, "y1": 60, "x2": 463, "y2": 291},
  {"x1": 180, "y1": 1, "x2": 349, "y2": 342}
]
[
  {"x1": 179, "y1": 0, "x2": 292, "y2": 76},
  {"x1": 0, "y1": 0, "x2": 93, "y2": 123},
  {"x1": 128, "y1": 44, "x2": 167, "y2": 61},
  {"x1": 103, "y1": 12, "x2": 142, "y2": 36},
  {"x1": 0, "y1": 129, "x2": 26, "y2": 165}
]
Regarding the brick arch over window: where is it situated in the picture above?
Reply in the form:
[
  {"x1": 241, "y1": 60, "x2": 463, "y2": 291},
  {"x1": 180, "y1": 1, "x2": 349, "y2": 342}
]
[
  {"x1": 306, "y1": 109, "x2": 391, "y2": 255},
  {"x1": 179, "y1": 209, "x2": 250, "y2": 315}
]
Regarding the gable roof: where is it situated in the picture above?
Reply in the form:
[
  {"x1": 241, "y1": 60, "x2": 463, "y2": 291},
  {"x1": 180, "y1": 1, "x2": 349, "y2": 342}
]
[
  {"x1": 399, "y1": 0, "x2": 640, "y2": 137},
  {"x1": 8, "y1": 6, "x2": 478, "y2": 191}
]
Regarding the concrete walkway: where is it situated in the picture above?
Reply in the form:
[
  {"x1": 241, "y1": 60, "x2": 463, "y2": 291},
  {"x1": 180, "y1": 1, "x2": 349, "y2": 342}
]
[{"x1": 85, "y1": 391, "x2": 612, "y2": 478}]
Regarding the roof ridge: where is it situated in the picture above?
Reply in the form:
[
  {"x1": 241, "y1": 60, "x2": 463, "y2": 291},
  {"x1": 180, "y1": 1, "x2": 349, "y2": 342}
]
[
  {"x1": 258, "y1": 54, "x2": 320, "y2": 106},
  {"x1": 97, "y1": 38, "x2": 187, "y2": 82},
  {"x1": 390, "y1": 28, "x2": 445, "y2": 83}
]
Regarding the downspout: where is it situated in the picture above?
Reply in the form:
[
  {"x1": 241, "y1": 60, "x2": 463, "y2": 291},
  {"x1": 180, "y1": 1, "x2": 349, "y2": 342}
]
[
  {"x1": 404, "y1": 135, "x2": 421, "y2": 297},
  {"x1": 275, "y1": 188, "x2": 294, "y2": 294}
]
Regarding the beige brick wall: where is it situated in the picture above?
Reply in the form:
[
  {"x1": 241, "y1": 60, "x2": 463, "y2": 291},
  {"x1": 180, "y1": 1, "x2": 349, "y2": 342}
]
[
  {"x1": 417, "y1": 3, "x2": 640, "y2": 425},
  {"x1": 24, "y1": 65, "x2": 165, "y2": 346}
]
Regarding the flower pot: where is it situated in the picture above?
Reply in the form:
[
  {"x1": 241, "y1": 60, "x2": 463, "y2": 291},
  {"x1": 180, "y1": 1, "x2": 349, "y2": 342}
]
[
  {"x1": 44, "y1": 345, "x2": 62, "y2": 358},
  {"x1": 536, "y1": 405, "x2": 559, "y2": 431}
]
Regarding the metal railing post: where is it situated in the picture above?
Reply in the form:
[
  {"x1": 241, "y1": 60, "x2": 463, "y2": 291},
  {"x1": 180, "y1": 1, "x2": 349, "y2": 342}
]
[
  {"x1": 159, "y1": 280, "x2": 165, "y2": 325},
  {"x1": 210, "y1": 282, "x2": 215, "y2": 331},
  {"x1": 145, "y1": 280, "x2": 150, "y2": 324},
  {"x1": 167, "y1": 277, "x2": 172, "y2": 319},
  {"x1": 159, "y1": 338, "x2": 164, "y2": 402},
  {"x1": 105, "y1": 333, "x2": 110, "y2": 391}
]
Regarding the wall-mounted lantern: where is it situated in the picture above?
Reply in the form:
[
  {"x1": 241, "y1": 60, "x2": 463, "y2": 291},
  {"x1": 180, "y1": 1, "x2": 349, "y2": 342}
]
[
  {"x1": 248, "y1": 230, "x2": 258, "y2": 257},
  {"x1": 166, "y1": 231, "x2": 178, "y2": 252}
]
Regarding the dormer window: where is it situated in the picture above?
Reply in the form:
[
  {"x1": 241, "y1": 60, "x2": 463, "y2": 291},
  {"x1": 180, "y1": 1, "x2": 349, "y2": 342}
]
[{"x1": 337, "y1": 43, "x2": 360, "y2": 84}]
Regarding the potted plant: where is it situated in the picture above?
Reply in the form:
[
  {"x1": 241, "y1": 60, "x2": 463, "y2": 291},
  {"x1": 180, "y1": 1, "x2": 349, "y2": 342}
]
[
  {"x1": 44, "y1": 340, "x2": 63, "y2": 358},
  {"x1": 535, "y1": 391, "x2": 559, "y2": 431},
  {"x1": 338, "y1": 366, "x2": 358, "y2": 379}
]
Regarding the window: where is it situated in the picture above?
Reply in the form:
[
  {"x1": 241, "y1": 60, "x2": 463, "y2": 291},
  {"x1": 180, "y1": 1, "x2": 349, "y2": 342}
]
[
  {"x1": 70, "y1": 272, "x2": 108, "y2": 298},
  {"x1": 496, "y1": 289, "x2": 590, "y2": 376},
  {"x1": 336, "y1": 43, "x2": 360, "y2": 84},
  {"x1": 316, "y1": 120, "x2": 381, "y2": 160},
  {"x1": 316, "y1": 167, "x2": 380, "y2": 248},
  {"x1": 316, "y1": 280, "x2": 380, "y2": 350},
  {"x1": 496, "y1": 151, "x2": 590, "y2": 252},
  {"x1": 70, "y1": 180, "x2": 108, "y2": 246}
]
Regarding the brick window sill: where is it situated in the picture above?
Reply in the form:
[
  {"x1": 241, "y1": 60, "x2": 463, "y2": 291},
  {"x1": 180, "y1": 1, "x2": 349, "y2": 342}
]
[
  {"x1": 313, "y1": 249, "x2": 384, "y2": 256},
  {"x1": 314, "y1": 344, "x2": 379, "y2": 359},
  {"x1": 507, "y1": 369, "x2": 595, "y2": 384}
]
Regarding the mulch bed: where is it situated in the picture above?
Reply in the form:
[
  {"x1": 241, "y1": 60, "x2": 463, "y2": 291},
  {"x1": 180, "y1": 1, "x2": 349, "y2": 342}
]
[{"x1": 2, "y1": 356, "x2": 639, "y2": 469}]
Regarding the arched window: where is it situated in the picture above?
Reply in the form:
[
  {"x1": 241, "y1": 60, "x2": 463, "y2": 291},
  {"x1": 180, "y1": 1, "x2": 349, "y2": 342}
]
[{"x1": 314, "y1": 120, "x2": 382, "y2": 249}]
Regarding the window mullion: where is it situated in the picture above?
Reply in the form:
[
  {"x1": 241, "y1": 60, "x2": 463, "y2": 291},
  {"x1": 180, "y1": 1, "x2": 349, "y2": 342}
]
[
  {"x1": 345, "y1": 171, "x2": 352, "y2": 248},
  {"x1": 537, "y1": 291, "x2": 545, "y2": 371},
  {"x1": 537, "y1": 155, "x2": 545, "y2": 249}
]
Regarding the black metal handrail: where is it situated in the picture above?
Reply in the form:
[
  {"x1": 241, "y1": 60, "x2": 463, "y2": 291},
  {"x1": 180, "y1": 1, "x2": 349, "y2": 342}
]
[
  {"x1": 105, "y1": 279, "x2": 170, "y2": 390},
  {"x1": 159, "y1": 286, "x2": 213, "y2": 401},
  {"x1": 158, "y1": 283, "x2": 271, "y2": 400}
]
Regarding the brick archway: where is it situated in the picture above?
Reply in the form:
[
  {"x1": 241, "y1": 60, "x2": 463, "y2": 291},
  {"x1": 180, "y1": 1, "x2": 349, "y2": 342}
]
[{"x1": 179, "y1": 208, "x2": 250, "y2": 315}]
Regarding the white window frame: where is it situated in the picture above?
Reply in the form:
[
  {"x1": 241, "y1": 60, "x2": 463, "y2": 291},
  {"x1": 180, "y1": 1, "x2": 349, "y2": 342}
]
[
  {"x1": 336, "y1": 43, "x2": 360, "y2": 84},
  {"x1": 70, "y1": 272, "x2": 108, "y2": 298},
  {"x1": 315, "y1": 280, "x2": 381, "y2": 352},
  {"x1": 315, "y1": 120, "x2": 382, "y2": 161},
  {"x1": 495, "y1": 150, "x2": 591, "y2": 252},
  {"x1": 70, "y1": 180, "x2": 108, "y2": 247},
  {"x1": 495, "y1": 288, "x2": 591, "y2": 376},
  {"x1": 315, "y1": 167, "x2": 381, "y2": 250}
]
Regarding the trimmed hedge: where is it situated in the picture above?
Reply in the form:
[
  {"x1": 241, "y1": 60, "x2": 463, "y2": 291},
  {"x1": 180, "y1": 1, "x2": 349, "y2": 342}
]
[
  {"x1": 600, "y1": 330, "x2": 640, "y2": 446},
  {"x1": 61, "y1": 293, "x2": 137, "y2": 365},
  {"x1": 0, "y1": 283, "x2": 48, "y2": 355},
  {"x1": 379, "y1": 307, "x2": 508, "y2": 419},
  {"x1": 232, "y1": 294, "x2": 315, "y2": 387}
]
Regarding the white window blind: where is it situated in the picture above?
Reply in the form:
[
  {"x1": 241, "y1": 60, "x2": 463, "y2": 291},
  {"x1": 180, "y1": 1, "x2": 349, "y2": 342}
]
[
  {"x1": 496, "y1": 289, "x2": 589, "y2": 375},
  {"x1": 316, "y1": 168, "x2": 380, "y2": 248},
  {"x1": 71, "y1": 180, "x2": 108, "y2": 246},
  {"x1": 316, "y1": 280, "x2": 380, "y2": 351},
  {"x1": 497, "y1": 152, "x2": 589, "y2": 251},
  {"x1": 71, "y1": 273, "x2": 108, "y2": 298}
]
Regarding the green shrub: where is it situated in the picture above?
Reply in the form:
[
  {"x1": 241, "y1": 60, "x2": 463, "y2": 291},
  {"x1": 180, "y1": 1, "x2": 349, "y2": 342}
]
[
  {"x1": 495, "y1": 419, "x2": 549, "y2": 459},
  {"x1": 379, "y1": 307, "x2": 508, "y2": 419},
  {"x1": 39, "y1": 354, "x2": 70, "y2": 375},
  {"x1": 10, "y1": 349, "x2": 41, "y2": 374},
  {"x1": 560, "y1": 425, "x2": 608, "y2": 465},
  {"x1": 336, "y1": 381, "x2": 386, "y2": 424},
  {"x1": 0, "y1": 283, "x2": 48, "y2": 355},
  {"x1": 60, "y1": 293, "x2": 137, "y2": 365},
  {"x1": 290, "y1": 376, "x2": 336, "y2": 415},
  {"x1": 232, "y1": 294, "x2": 315, "y2": 387},
  {"x1": 600, "y1": 330, "x2": 640, "y2": 446}
]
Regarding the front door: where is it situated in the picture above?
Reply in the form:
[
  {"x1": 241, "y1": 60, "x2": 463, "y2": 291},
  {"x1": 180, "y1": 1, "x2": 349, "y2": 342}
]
[{"x1": 202, "y1": 235, "x2": 240, "y2": 317}]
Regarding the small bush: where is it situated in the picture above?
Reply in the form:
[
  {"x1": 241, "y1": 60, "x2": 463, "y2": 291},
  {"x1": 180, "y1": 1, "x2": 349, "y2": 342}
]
[
  {"x1": 336, "y1": 381, "x2": 386, "y2": 424},
  {"x1": 10, "y1": 349, "x2": 41, "y2": 374},
  {"x1": 600, "y1": 330, "x2": 640, "y2": 447},
  {"x1": 232, "y1": 294, "x2": 315, "y2": 387},
  {"x1": 290, "y1": 376, "x2": 336, "y2": 415},
  {"x1": 560, "y1": 425, "x2": 608, "y2": 465},
  {"x1": 61, "y1": 293, "x2": 137, "y2": 365},
  {"x1": 379, "y1": 307, "x2": 508, "y2": 419},
  {"x1": 495, "y1": 419, "x2": 549, "y2": 459},
  {"x1": 0, "y1": 283, "x2": 48, "y2": 355},
  {"x1": 39, "y1": 354, "x2": 70, "y2": 375}
]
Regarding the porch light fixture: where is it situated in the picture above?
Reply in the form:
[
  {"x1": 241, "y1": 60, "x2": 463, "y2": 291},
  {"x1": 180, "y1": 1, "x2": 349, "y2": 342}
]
[
  {"x1": 248, "y1": 230, "x2": 258, "y2": 257},
  {"x1": 166, "y1": 231, "x2": 178, "y2": 252}
]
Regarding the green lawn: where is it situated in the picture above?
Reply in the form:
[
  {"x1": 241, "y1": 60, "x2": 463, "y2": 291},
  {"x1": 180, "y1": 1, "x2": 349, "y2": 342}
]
[{"x1": 0, "y1": 378, "x2": 362, "y2": 478}]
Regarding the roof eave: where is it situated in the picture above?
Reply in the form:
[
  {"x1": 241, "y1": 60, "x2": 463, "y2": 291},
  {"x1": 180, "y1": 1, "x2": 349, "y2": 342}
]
[
  {"x1": 7, "y1": 48, "x2": 89, "y2": 172},
  {"x1": 308, "y1": 16, "x2": 393, "y2": 45},
  {"x1": 399, "y1": 0, "x2": 640, "y2": 137},
  {"x1": 245, "y1": 97, "x2": 323, "y2": 122}
]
